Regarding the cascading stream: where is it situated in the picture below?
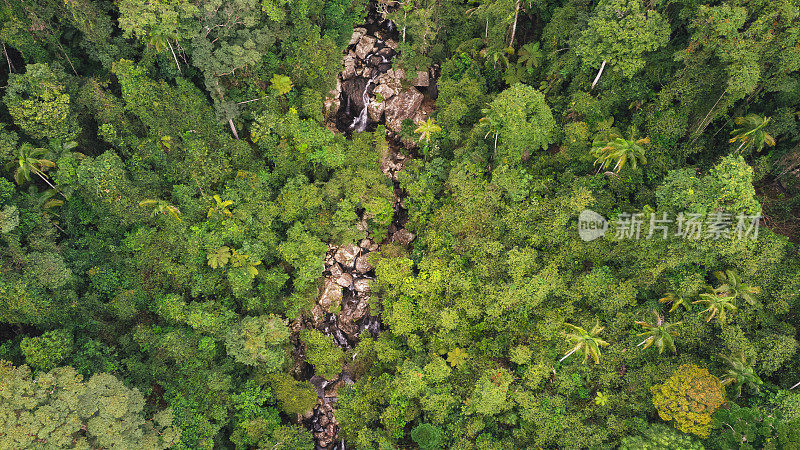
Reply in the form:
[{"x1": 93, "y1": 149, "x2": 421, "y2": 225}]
[{"x1": 349, "y1": 75, "x2": 377, "y2": 132}]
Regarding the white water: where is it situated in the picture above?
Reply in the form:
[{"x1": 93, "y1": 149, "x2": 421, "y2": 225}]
[{"x1": 349, "y1": 74, "x2": 377, "y2": 132}]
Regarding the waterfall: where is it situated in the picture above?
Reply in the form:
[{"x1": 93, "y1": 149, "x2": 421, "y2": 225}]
[{"x1": 349, "y1": 75, "x2": 376, "y2": 132}]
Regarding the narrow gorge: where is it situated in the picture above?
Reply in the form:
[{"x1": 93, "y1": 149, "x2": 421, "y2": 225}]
[{"x1": 294, "y1": 3, "x2": 437, "y2": 448}]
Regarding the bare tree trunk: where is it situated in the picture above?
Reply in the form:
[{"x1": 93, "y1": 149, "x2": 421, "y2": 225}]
[
  {"x1": 591, "y1": 60, "x2": 606, "y2": 89},
  {"x1": 402, "y1": 10, "x2": 407, "y2": 43},
  {"x1": 509, "y1": 0, "x2": 520, "y2": 47},
  {"x1": 485, "y1": 18, "x2": 489, "y2": 39},
  {"x1": 3, "y1": 43, "x2": 15, "y2": 73},
  {"x1": 229, "y1": 119, "x2": 240, "y2": 140},
  {"x1": 35, "y1": 171, "x2": 65, "y2": 198},
  {"x1": 791, "y1": 380, "x2": 800, "y2": 389},
  {"x1": 55, "y1": 41, "x2": 78, "y2": 75},
  {"x1": 167, "y1": 39, "x2": 182, "y2": 75}
]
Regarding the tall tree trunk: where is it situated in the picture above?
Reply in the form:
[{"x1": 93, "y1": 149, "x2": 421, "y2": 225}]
[
  {"x1": 35, "y1": 171, "x2": 65, "y2": 198},
  {"x1": 229, "y1": 119, "x2": 240, "y2": 140},
  {"x1": 3, "y1": 43, "x2": 15, "y2": 73},
  {"x1": 591, "y1": 60, "x2": 606, "y2": 89},
  {"x1": 509, "y1": 0, "x2": 520, "y2": 47},
  {"x1": 167, "y1": 39, "x2": 182, "y2": 75}
]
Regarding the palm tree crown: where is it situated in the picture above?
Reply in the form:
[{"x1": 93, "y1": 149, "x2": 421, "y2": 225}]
[
  {"x1": 729, "y1": 114, "x2": 775, "y2": 153},
  {"x1": 560, "y1": 320, "x2": 610, "y2": 364},
  {"x1": 635, "y1": 310, "x2": 681, "y2": 354},
  {"x1": 590, "y1": 133, "x2": 648, "y2": 173}
]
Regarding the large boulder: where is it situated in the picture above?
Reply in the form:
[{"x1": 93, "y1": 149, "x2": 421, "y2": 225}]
[
  {"x1": 318, "y1": 278, "x2": 343, "y2": 312},
  {"x1": 355, "y1": 35, "x2": 377, "y2": 60},
  {"x1": 368, "y1": 99, "x2": 385, "y2": 122},
  {"x1": 334, "y1": 243, "x2": 361, "y2": 267},
  {"x1": 385, "y1": 87, "x2": 424, "y2": 133},
  {"x1": 349, "y1": 27, "x2": 367, "y2": 46},
  {"x1": 342, "y1": 52, "x2": 357, "y2": 80}
]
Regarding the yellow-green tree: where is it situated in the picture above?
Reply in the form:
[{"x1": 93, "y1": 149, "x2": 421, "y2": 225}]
[{"x1": 651, "y1": 364, "x2": 726, "y2": 437}]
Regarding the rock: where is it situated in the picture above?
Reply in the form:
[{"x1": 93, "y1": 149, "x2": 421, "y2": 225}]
[
  {"x1": 334, "y1": 243, "x2": 361, "y2": 267},
  {"x1": 355, "y1": 255, "x2": 373, "y2": 273},
  {"x1": 393, "y1": 229, "x2": 416, "y2": 246},
  {"x1": 320, "y1": 415, "x2": 330, "y2": 426},
  {"x1": 335, "y1": 273, "x2": 353, "y2": 287},
  {"x1": 369, "y1": 55, "x2": 383, "y2": 67},
  {"x1": 311, "y1": 304, "x2": 325, "y2": 327},
  {"x1": 384, "y1": 87, "x2": 424, "y2": 133},
  {"x1": 355, "y1": 35, "x2": 376, "y2": 60},
  {"x1": 342, "y1": 53, "x2": 357, "y2": 80},
  {"x1": 329, "y1": 262, "x2": 343, "y2": 277},
  {"x1": 303, "y1": 408, "x2": 314, "y2": 419},
  {"x1": 367, "y1": 99, "x2": 384, "y2": 122},
  {"x1": 373, "y1": 82, "x2": 398, "y2": 102},
  {"x1": 353, "y1": 278, "x2": 371, "y2": 293},
  {"x1": 414, "y1": 70, "x2": 430, "y2": 87},
  {"x1": 318, "y1": 278, "x2": 343, "y2": 312},
  {"x1": 386, "y1": 39, "x2": 399, "y2": 49},
  {"x1": 359, "y1": 238, "x2": 372, "y2": 249},
  {"x1": 349, "y1": 27, "x2": 367, "y2": 46},
  {"x1": 369, "y1": 243, "x2": 379, "y2": 252}
]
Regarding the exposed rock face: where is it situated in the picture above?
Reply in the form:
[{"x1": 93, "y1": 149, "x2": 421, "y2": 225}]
[
  {"x1": 334, "y1": 243, "x2": 361, "y2": 268},
  {"x1": 385, "y1": 87, "x2": 424, "y2": 133},
  {"x1": 327, "y1": 11, "x2": 436, "y2": 139},
  {"x1": 355, "y1": 35, "x2": 376, "y2": 60},
  {"x1": 318, "y1": 278, "x2": 343, "y2": 313}
]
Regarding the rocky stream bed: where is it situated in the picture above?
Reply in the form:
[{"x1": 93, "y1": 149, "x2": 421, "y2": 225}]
[{"x1": 291, "y1": 3, "x2": 437, "y2": 448}]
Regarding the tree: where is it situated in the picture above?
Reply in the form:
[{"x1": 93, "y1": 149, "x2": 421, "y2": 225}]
[
  {"x1": 560, "y1": 320, "x2": 610, "y2": 364},
  {"x1": 575, "y1": 0, "x2": 671, "y2": 80},
  {"x1": 729, "y1": 114, "x2": 775, "y2": 153},
  {"x1": 414, "y1": 116, "x2": 442, "y2": 146},
  {"x1": 3, "y1": 63, "x2": 80, "y2": 142},
  {"x1": 619, "y1": 423, "x2": 705, "y2": 450},
  {"x1": 590, "y1": 131, "x2": 648, "y2": 173},
  {"x1": 410, "y1": 423, "x2": 445, "y2": 450},
  {"x1": 139, "y1": 199, "x2": 182, "y2": 221},
  {"x1": 8, "y1": 144, "x2": 58, "y2": 191},
  {"x1": 659, "y1": 293, "x2": 690, "y2": 313},
  {"x1": 301, "y1": 329, "x2": 345, "y2": 380},
  {"x1": 711, "y1": 269, "x2": 760, "y2": 306},
  {"x1": 693, "y1": 292, "x2": 737, "y2": 324},
  {"x1": 225, "y1": 315, "x2": 290, "y2": 371},
  {"x1": 720, "y1": 352, "x2": 763, "y2": 398},
  {"x1": 478, "y1": 83, "x2": 555, "y2": 163},
  {"x1": 635, "y1": 311, "x2": 681, "y2": 355},
  {"x1": 0, "y1": 361, "x2": 180, "y2": 448},
  {"x1": 652, "y1": 364, "x2": 726, "y2": 437},
  {"x1": 20, "y1": 330, "x2": 73, "y2": 371}
]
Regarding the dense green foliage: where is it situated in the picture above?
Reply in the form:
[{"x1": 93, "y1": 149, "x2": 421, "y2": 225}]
[{"x1": 0, "y1": 0, "x2": 799, "y2": 448}]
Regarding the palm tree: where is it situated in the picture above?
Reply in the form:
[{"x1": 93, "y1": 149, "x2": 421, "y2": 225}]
[
  {"x1": 46, "y1": 139, "x2": 85, "y2": 162},
  {"x1": 560, "y1": 320, "x2": 610, "y2": 364},
  {"x1": 479, "y1": 108, "x2": 502, "y2": 156},
  {"x1": 414, "y1": 116, "x2": 442, "y2": 146},
  {"x1": 635, "y1": 311, "x2": 681, "y2": 355},
  {"x1": 720, "y1": 352, "x2": 762, "y2": 397},
  {"x1": 693, "y1": 292, "x2": 737, "y2": 323},
  {"x1": 712, "y1": 270, "x2": 760, "y2": 306},
  {"x1": 658, "y1": 292, "x2": 690, "y2": 313},
  {"x1": 9, "y1": 144, "x2": 59, "y2": 192},
  {"x1": 590, "y1": 135, "x2": 649, "y2": 173},
  {"x1": 517, "y1": 42, "x2": 543, "y2": 70},
  {"x1": 729, "y1": 114, "x2": 775, "y2": 153},
  {"x1": 139, "y1": 199, "x2": 182, "y2": 221}
]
